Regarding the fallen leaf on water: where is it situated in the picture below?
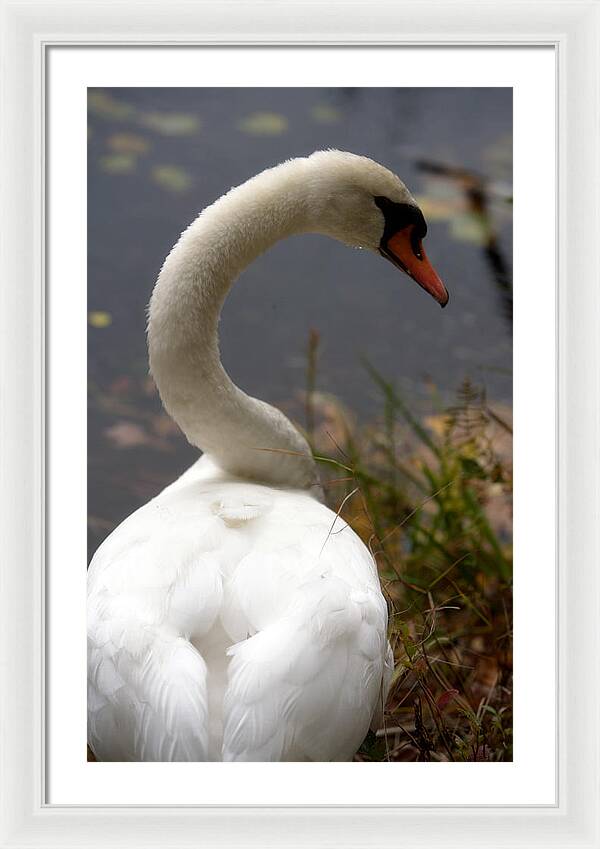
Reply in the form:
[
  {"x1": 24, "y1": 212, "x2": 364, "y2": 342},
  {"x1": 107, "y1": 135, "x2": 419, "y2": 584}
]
[
  {"x1": 99, "y1": 154, "x2": 136, "y2": 174},
  {"x1": 151, "y1": 165, "x2": 192, "y2": 193},
  {"x1": 88, "y1": 311, "x2": 112, "y2": 328},
  {"x1": 140, "y1": 112, "x2": 199, "y2": 136},
  {"x1": 310, "y1": 103, "x2": 342, "y2": 124},
  {"x1": 107, "y1": 132, "x2": 150, "y2": 154},
  {"x1": 238, "y1": 112, "x2": 288, "y2": 136},
  {"x1": 88, "y1": 90, "x2": 136, "y2": 121},
  {"x1": 105, "y1": 420, "x2": 175, "y2": 452},
  {"x1": 105, "y1": 421, "x2": 148, "y2": 449}
]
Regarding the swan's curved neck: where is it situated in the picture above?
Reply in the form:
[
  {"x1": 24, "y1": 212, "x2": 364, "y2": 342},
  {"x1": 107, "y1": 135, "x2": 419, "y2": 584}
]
[{"x1": 148, "y1": 159, "x2": 319, "y2": 490}]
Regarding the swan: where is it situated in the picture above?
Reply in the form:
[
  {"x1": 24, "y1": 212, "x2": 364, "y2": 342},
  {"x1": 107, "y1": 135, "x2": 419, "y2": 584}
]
[{"x1": 87, "y1": 150, "x2": 448, "y2": 762}]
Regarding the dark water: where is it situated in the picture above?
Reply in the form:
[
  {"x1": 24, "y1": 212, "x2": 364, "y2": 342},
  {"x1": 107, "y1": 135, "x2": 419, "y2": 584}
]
[{"x1": 88, "y1": 87, "x2": 512, "y2": 560}]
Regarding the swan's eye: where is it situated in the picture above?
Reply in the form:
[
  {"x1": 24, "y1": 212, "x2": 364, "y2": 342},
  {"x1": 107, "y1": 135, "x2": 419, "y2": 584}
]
[
  {"x1": 374, "y1": 196, "x2": 427, "y2": 256},
  {"x1": 410, "y1": 228, "x2": 424, "y2": 261}
]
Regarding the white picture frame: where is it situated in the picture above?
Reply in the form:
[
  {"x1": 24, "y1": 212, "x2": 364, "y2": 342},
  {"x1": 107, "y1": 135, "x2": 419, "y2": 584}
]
[{"x1": 1, "y1": 0, "x2": 598, "y2": 846}]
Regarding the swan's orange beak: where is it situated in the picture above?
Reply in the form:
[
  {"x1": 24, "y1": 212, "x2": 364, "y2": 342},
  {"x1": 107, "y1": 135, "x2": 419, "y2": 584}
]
[{"x1": 381, "y1": 226, "x2": 449, "y2": 308}]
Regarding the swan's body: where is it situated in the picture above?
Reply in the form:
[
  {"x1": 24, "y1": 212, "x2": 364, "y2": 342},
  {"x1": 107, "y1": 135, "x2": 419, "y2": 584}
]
[
  {"x1": 88, "y1": 151, "x2": 447, "y2": 761},
  {"x1": 88, "y1": 455, "x2": 391, "y2": 761}
]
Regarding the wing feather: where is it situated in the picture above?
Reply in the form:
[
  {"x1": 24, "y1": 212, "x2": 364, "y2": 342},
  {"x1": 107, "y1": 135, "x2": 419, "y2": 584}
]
[
  {"x1": 88, "y1": 501, "x2": 225, "y2": 762},
  {"x1": 223, "y1": 573, "x2": 388, "y2": 762}
]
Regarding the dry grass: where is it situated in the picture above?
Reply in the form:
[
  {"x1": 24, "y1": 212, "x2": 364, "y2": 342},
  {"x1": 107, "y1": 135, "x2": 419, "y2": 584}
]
[{"x1": 303, "y1": 334, "x2": 513, "y2": 762}]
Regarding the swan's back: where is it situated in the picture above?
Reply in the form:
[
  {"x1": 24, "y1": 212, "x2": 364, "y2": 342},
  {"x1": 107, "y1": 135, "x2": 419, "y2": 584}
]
[{"x1": 88, "y1": 458, "x2": 392, "y2": 761}]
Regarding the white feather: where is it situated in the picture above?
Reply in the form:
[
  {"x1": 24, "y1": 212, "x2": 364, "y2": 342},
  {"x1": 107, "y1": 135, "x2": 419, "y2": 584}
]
[{"x1": 88, "y1": 460, "x2": 391, "y2": 761}]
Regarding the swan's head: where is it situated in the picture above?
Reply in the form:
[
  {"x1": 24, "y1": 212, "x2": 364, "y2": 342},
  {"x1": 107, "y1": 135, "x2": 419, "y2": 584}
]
[{"x1": 305, "y1": 150, "x2": 449, "y2": 307}]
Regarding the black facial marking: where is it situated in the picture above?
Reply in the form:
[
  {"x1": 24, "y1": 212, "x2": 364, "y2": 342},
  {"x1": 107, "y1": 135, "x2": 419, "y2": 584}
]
[{"x1": 374, "y1": 196, "x2": 427, "y2": 259}]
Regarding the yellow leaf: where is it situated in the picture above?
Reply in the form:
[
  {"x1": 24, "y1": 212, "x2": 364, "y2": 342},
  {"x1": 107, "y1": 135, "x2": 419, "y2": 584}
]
[
  {"x1": 88, "y1": 311, "x2": 112, "y2": 328},
  {"x1": 140, "y1": 112, "x2": 200, "y2": 136},
  {"x1": 88, "y1": 91, "x2": 135, "y2": 121},
  {"x1": 238, "y1": 112, "x2": 288, "y2": 136},
  {"x1": 99, "y1": 154, "x2": 136, "y2": 174},
  {"x1": 151, "y1": 165, "x2": 192, "y2": 193},
  {"x1": 310, "y1": 103, "x2": 342, "y2": 124},
  {"x1": 107, "y1": 133, "x2": 150, "y2": 154}
]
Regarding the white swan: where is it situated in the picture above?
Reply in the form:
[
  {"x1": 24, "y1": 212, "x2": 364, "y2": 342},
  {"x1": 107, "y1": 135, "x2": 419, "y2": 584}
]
[{"x1": 87, "y1": 150, "x2": 448, "y2": 762}]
